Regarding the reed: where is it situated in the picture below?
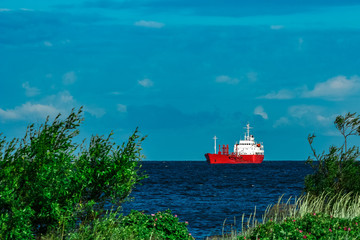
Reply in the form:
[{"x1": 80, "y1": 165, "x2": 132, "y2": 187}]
[{"x1": 210, "y1": 192, "x2": 360, "y2": 239}]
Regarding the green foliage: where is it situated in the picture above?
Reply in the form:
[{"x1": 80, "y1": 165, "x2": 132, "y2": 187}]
[
  {"x1": 0, "y1": 107, "x2": 147, "y2": 238},
  {"x1": 45, "y1": 209, "x2": 193, "y2": 240},
  {"x1": 304, "y1": 112, "x2": 360, "y2": 196},
  {"x1": 232, "y1": 192, "x2": 360, "y2": 240},
  {"x1": 75, "y1": 125, "x2": 147, "y2": 223},
  {"x1": 244, "y1": 213, "x2": 360, "y2": 240},
  {"x1": 0, "y1": 204, "x2": 34, "y2": 239},
  {"x1": 119, "y1": 210, "x2": 193, "y2": 240},
  {"x1": 63, "y1": 209, "x2": 127, "y2": 240}
]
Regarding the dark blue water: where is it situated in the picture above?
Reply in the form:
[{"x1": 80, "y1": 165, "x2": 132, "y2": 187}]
[{"x1": 121, "y1": 161, "x2": 313, "y2": 239}]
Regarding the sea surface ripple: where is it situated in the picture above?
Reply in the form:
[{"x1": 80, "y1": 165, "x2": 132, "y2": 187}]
[{"x1": 120, "y1": 161, "x2": 313, "y2": 239}]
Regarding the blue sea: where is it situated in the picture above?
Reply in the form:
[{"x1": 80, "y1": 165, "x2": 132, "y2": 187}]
[{"x1": 121, "y1": 161, "x2": 313, "y2": 239}]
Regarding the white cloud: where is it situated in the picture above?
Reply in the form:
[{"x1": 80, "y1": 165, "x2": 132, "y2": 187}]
[
  {"x1": 19, "y1": 8, "x2": 33, "y2": 11},
  {"x1": 43, "y1": 91, "x2": 75, "y2": 107},
  {"x1": 215, "y1": 75, "x2": 239, "y2": 85},
  {"x1": 302, "y1": 75, "x2": 360, "y2": 100},
  {"x1": 260, "y1": 75, "x2": 360, "y2": 101},
  {"x1": 110, "y1": 91, "x2": 123, "y2": 95},
  {"x1": 246, "y1": 72, "x2": 258, "y2": 82},
  {"x1": 22, "y1": 82, "x2": 40, "y2": 97},
  {"x1": 0, "y1": 103, "x2": 59, "y2": 121},
  {"x1": 138, "y1": 78, "x2": 154, "y2": 87},
  {"x1": 259, "y1": 89, "x2": 295, "y2": 99},
  {"x1": 0, "y1": 90, "x2": 107, "y2": 122},
  {"x1": 298, "y1": 37, "x2": 304, "y2": 50},
  {"x1": 62, "y1": 71, "x2": 77, "y2": 85},
  {"x1": 0, "y1": 8, "x2": 33, "y2": 12},
  {"x1": 84, "y1": 106, "x2": 106, "y2": 118},
  {"x1": 323, "y1": 129, "x2": 341, "y2": 137},
  {"x1": 288, "y1": 105, "x2": 322, "y2": 119},
  {"x1": 254, "y1": 106, "x2": 268, "y2": 119},
  {"x1": 288, "y1": 105, "x2": 334, "y2": 127},
  {"x1": 61, "y1": 39, "x2": 70, "y2": 44},
  {"x1": 60, "y1": 91, "x2": 74, "y2": 103},
  {"x1": 134, "y1": 20, "x2": 165, "y2": 28},
  {"x1": 0, "y1": 109, "x2": 18, "y2": 120},
  {"x1": 117, "y1": 104, "x2": 127, "y2": 113},
  {"x1": 273, "y1": 117, "x2": 289, "y2": 128},
  {"x1": 270, "y1": 25, "x2": 284, "y2": 30},
  {"x1": 44, "y1": 41, "x2": 53, "y2": 47},
  {"x1": 46, "y1": 91, "x2": 105, "y2": 118}
]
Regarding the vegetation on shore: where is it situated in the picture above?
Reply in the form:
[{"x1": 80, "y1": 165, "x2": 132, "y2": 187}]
[
  {"x1": 227, "y1": 192, "x2": 360, "y2": 239},
  {"x1": 0, "y1": 108, "x2": 192, "y2": 239},
  {"x1": 42, "y1": 209, "x2": 192, "y2": 240},
  {"x1": 1, "y1": 108, "x2": 360, "y2": 239},
  {"x1": 208, "y1": 112, "x2": 360, "y2": 240}
]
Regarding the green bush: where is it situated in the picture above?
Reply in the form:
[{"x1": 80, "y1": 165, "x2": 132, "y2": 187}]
[
  {"x1": 44, "y1": 209, "x2": 193, "y2": 240},
  {"x1": 120, "y1": 210, "x2": 193, "y2": 240},
  {"x1": 64, "y1": 209, "x2": 128, "y2": 240},
  {"x1": 245, "y1": 212, "x2": 360, "y2": 240},
  {"x1": 0, "y1": 108, "x2": 147, "y2": 238},
  {"x1": 304, "y1": 112, "x2": 360, "y2": 196}
]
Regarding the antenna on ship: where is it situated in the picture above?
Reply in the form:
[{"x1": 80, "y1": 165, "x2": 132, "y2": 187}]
[
  {"x1": 213, "y1": 136, "x2": 218, "y2": 154},
  {"x1": 244, "y1": 123, "x2": 253, "y2": 140}
]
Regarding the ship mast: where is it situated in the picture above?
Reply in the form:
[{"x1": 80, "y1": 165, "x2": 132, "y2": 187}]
[
  {"x1": 244, "y1": 123, "x2": 253, "y2": 140},
  {"x1": 213, "y1": 136, "x2": 218, "y2": 154}
]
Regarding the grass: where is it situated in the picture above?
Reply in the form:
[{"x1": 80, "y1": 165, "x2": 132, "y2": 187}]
[
  {"x1": 41, "y1": 209, "x2": 193, "y2": 240},
  {"x1": 205, "y1": 192, "x2": 360, "y2": 240}
]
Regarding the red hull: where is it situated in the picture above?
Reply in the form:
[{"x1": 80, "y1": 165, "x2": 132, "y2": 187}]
[{"x1": 205, "y1": 153, "x2": 264, "y2": 164}]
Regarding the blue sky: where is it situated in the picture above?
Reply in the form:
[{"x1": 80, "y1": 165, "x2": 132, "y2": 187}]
[{"x1": 1, "y1": 0, "x2": 360, "y2": 160}]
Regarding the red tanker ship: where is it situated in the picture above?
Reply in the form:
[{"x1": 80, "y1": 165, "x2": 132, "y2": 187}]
[{"x1": 205, "y1": 123, "x2": 264, "y2": 164}]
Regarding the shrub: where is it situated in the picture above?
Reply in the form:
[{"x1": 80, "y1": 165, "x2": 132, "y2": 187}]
[
  {"x1": 64, "y1": 208, "x2": 127, "y2": 240},
  {"x1": 236, "y1": 192, "x2": 360, "y2": 240},
  {"x1": 121, "y1": 210, "x2": 193, "y2": 240},
  {"x1": 0, "y1": 107, "x2": 147, "y2": 238},
  {"x1": 120, "y1": 210, "x2": 193, "y2": 240},
  {"x1": 304, "y1": 112, "x2": 360, "y2": 196},
  {"x1": 246, "y1": 213, "x2": 360, "y2": 240},
  {"x1": 55, "y1": 209, "x2": 193, "y2": 240}
]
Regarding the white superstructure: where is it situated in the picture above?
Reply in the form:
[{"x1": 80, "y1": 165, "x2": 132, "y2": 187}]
[{"x1": 233, "y1": 123, "x2": 264, "y2": 156}]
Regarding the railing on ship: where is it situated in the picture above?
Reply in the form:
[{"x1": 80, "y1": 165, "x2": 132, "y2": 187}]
[{"x1": 219, "y1": 144, "x2": 229, "y2": 155}]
